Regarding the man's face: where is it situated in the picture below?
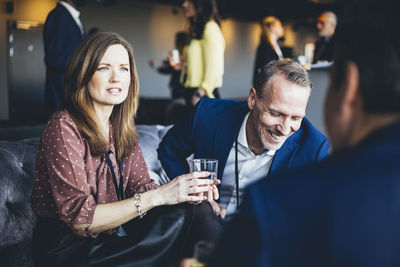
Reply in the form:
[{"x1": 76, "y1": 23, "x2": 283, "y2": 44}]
[
  {"x1": 248, "y1": 75, "x2": 310, "y2": 151},
  {"x1": 317, "y1": 13, "x2": 335, "y2": 38}
]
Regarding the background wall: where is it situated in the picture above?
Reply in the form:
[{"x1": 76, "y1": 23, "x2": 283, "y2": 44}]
[
  {"x1": 79, "y1": 0, "x2": 264, "y2": 99},
  {"x1": 0, "y1": 0, "x2": 320, "y2": 122},
  {"x1": 0, "y1": 0, "x2": 56, "y2": 120}
]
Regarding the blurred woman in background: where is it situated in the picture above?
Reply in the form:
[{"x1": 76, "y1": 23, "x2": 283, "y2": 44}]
[
  {"x1": 252, "y1": 16, "x2": 284, "y2": 86},
  {"x1": 181, "y1": 0, "x2": 225, "y2": 107},
  {"x1": 148, "y1": 31, "x2": 187, "y2": 100}
]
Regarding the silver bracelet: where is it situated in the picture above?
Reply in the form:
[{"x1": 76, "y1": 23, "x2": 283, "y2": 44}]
[{"x1": 134, "y1": 194, "x2": 147, "y2": 219}]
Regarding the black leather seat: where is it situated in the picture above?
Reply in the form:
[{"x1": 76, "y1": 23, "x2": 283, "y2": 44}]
[
  {"x1": 0, "y1": 125, "x2": 173, "y2": 266},
  {"x1": 0, "y1": 138, "x2": 39, "y2": 267}
]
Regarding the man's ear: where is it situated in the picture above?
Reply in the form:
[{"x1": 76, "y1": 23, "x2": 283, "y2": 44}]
[
  {"x1": 248, "y1": 88, "x2": 257, "y2": 110},
  {"x1": 341, "y1": 61, "x2": 361, "y2": 109}
]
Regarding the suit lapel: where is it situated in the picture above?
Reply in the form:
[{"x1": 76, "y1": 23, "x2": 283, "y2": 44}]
[
  {"x1": 58, "y1": 3, "x2": 84, "y2": 38},
  {"x1": 269, "y1": 138, "x2": 299, "y2": 176},
  {"x1": 212, "y1": 104, "x2": 248, "y2": 180}
]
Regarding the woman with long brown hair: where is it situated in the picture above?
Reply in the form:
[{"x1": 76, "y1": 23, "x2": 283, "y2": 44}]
[{"x1": 31, "y1": 31, "x2": 219, "y2": 266}]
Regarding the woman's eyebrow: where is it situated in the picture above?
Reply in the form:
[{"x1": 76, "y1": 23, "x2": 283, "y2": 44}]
[{"x1": 98, "y1": 63, "x2": 130, "y2": 66}]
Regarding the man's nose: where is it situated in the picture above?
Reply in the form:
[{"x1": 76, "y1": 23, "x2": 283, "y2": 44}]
[{"x1": 277, "y1": 117, "x2": 291, "y2": 136}]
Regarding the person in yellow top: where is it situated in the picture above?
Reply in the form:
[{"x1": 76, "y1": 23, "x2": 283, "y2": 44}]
[{"x1": 181, "y1": 0, "x2": 225, "y2": 107}]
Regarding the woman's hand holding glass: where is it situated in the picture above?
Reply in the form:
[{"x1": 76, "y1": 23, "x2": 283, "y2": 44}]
[
  {"x1": 155, "y1": 171, "x2": 220, "y2": 206},
  {"x1": 192, "y1": 176, "x2": 220, "y2": 206}
]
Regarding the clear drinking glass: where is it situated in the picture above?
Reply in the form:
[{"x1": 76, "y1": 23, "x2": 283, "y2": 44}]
[
  {"x1": 188, "y1": 159, "x2": 218, "y2": 180},
  {"x1": 192, "y1": 240, "x2": 216, "y2": 267}
]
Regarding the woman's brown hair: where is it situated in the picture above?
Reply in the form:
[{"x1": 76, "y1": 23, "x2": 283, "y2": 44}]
[
  {"x1": 188, "y1": 0, "x2": 221, "y2": 39},
  {"x1": 64, "y1": 31, "x2": 139, "y2": 162}
]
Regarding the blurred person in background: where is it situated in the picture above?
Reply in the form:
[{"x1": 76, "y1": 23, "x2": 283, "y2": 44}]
[
  {"x1": 149, "y1": 31, "x2": 187, "y2": 100},
  {"x1": 181, "y1": 0, "x2": 225, "y2": 107},
  {"x1": 252, "y1": 16, "x2": 285, "y2": 86},
  {"x1": 149, "y1": 31, "x2": 188, "y2": 124},
  {"x1": 313, "y1": 11, "x2": 337, "y2": 63},
  {"x1": 43, "y1": 0, "x2": 86, "y2": 118}
]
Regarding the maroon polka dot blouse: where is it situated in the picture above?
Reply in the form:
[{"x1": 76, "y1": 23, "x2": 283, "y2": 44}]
[{"x1": 31, "y1": 110, "x2": 158, "y2": 238}]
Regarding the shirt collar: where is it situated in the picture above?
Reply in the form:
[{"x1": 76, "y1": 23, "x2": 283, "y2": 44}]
[
  {"x1": 237, "y1": 112, "x2": 276, "y2": 157},
  {"x1": 59, "y1": 1, "x2": 80, "y2": 19}
]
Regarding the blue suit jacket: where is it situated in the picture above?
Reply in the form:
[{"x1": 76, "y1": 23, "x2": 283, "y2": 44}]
[
  {"x1": 158, "y1": 98, "x2": 330, "y2": 183},
  {"x1": 212, "y1": 120, "x2": 400, "y2": 267},
  {"x1": 43, "y1": 3, "x2": 84, "y2": 113}
]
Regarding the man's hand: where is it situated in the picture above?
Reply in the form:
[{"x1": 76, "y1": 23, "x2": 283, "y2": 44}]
[
  {"x1": 206, "y1": 184, "x2": 226, "y2": 219},
  {"x1": 168, "y1": 54, "x2": 181, "y2": 70},
  {"x1": 148, "y1": 59, "x2": 155, "y2": 68},
  {"x1": 189, "y1": 179, "x2": 220, "y2": 205},
  {"x1": 209, "y1": 199, "x2": 227, "y2": 219},
  {"x1": 191, "y1": 88, "x2": 207, "y2": 106}
]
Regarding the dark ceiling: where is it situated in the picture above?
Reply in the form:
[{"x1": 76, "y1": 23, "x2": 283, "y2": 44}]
[{"x1": 137, "y1": 0, "x2": 346, "y2": 24}]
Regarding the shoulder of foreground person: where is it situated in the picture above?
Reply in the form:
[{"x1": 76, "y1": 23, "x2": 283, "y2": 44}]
[{"x1": 286, "y1": 117, "x2": 330, "y2": 159}]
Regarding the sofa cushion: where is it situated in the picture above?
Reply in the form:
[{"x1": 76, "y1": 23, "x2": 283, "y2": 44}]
[
  {"x1": 0, "y1": 139, "x2": 38, "y2": 266},
  {"x1": 137, "y1": 125, "x2": 172, "y2": 185},
  {"x1": 0, "y1": 125, "x2": 171, "y2": 266}
]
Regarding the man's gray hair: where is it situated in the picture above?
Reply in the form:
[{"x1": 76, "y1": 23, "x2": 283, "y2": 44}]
[{"x1": 254, "y1": 60, "x2": 312, "y2": 97}]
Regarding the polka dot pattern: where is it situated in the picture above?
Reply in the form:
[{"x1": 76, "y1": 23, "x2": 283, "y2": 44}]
[{"x1": 31, "y1": 110, "x2": 158, "y2": 238}]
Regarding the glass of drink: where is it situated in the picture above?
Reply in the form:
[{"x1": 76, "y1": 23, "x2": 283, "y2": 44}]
[
  {"x1": 188, "y1": 159, "x2": 218, "y2": 180},
  {"x1": 188, "y1": 159, "x2": 218, "y2": 204},
  {"x1": 192, "y1": 240, "x2": 215, "y2": 267},
  {"x1": 170, "y1": 49, "x2": 180, "y2": 65}
]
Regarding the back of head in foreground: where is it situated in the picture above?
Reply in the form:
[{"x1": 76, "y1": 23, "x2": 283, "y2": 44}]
[
  {"x1": 325, "y1": 0, "x2": 400, "y2": 151},
  {"x1": 210, "y1": 0, "x2": 400, "y2": 266},
  {"x1": 332, "y1": 0, "x2": 400, "y2": 115}
]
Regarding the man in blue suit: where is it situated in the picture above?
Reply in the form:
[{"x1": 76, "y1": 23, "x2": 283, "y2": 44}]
[
  {"x1": 158, "y1": 60, "x2": 329, "y2": 219},
  {"x1": 159, "y1": 61, "x2": 329, "y2": 262},
  {"x1": 211, "y1": 0, "x2": 400, "y2": 266},
  {"x1": 43, "y1": 0, "x2": 86, "y2": 117}
]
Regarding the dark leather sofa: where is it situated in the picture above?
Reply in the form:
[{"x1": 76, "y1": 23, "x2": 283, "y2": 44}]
[
  {"x1": 0, "y1": 138, "x2": 38, "y2": 266},
  {"x1": 0, "y1": 125, "x2": 172, "y2": 266}
]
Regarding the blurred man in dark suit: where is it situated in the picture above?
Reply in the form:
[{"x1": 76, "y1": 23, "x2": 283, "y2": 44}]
[
  {"x1": 43, "y1": 0, "x2": 86, "y2": 116},
  {"x1": 313, "y1": 11, "x2": 336, "y2": 63},
  {"x1": 212, "y1": 0, "x2": 400, "y2": 266}
]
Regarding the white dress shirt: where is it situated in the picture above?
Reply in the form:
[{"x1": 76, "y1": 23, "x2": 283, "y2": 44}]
[
  {"x1": 59, "y1": 1, "x2": 84, "y2": 35},
  {"x1": 220, "y1": 112, "x2": 276, "y2": 219},
  {"x1": 272, "y1": 41, "x2": 284, "y2": 58}
]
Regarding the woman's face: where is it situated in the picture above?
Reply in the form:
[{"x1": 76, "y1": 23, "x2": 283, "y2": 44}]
[
  {"x1": 88, "y1": 44, "x2": 131, "y2": 113},
  {"x1": 182, "y1": 0, "x2": 196, "y2": 18},
  {"x1": 262, "y1": 18, "x2": 284, "y2": 39},
  {"x1": 272, "y1": 20, "x2": 284, "y2": 38}
]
